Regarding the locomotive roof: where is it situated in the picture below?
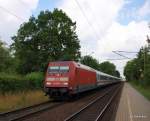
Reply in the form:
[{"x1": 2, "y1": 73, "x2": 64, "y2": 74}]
[
  {"x1": 48, "y1": 61, "x2": 121, "y2": 80},
  {"x1": 76, "y1": 62, "x2": 95, "y2": 71},
  {"x1": 49, "y1": 61, "x2": 74, "y2": 64}
]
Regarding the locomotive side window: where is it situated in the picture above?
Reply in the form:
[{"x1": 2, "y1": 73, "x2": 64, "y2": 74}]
[
  {"x1": 60, "y1": 66, "x2": 69, "y2": 73},
  {"x1": 48, "y1": 66, "x2": 59, "y2": 73}
]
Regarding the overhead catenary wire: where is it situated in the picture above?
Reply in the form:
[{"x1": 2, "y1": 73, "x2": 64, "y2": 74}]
[
  {"x1": 106, "y1": 58, "x2": 130, "y2": 61},
  {"x1": 114, "y1": 51, "x2": 138, "y2": 53},
  {"x1": 74, "y1": 0, "x2": 135, "y2": 61},
  {"x1": 17, "y1": 0, "x2": 31, "y2": 9},
  {"x1": 74, "y1": 0, "x2": 100, "y2": 40},
  {"x1": 112, "y1": 51, "x2": 132, "y2": 59},
  {"x1": 105, "y1": 50, "x2": 137, "y2": 60},
  {"x1": 0, "y1": 5, "x2": 25, "y2": 21},
  {"x1": 85, "y1": 2, "x2": 105, "y2": 38}
]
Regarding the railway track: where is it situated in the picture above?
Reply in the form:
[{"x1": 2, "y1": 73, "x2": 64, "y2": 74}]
[
  {"x1": 0, "y1": 101, "x2": 64, "y2": 121},
  {"x1": 0, "y1": 83, "x2": 122, "y2": 121},
  {"x1": 64, "y1": 84, "x2": 122, "y2": 121}
]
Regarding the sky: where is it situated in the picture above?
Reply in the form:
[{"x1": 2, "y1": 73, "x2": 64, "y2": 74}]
[{"x1": 0, "y1": 0, "x2": 150, "y2": 76}]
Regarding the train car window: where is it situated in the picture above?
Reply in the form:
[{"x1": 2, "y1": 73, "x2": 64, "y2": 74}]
[
  {"x1": 60, "y1": 66, "x2": 69, "y2": 73},
  {"x1": 101, "y1": 76, "x2": 103, "y2": 80},
  {"x1": 103, "y1": 76, "x2": 105, "y2": 80},
  {"x1": 107, "y1": 77, "x2": 109, "y2": 80},
  {"x1": 101, "y1": 76, "x2": 105, "y2": 80},
  {"x1": 104, "y1": 76, "x2": 107, "y2": 80},
  {"x1": 48, "y1": 66, "x2": 59, "y2": 73}
]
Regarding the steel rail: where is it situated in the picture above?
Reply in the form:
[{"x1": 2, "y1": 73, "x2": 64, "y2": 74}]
[
  {"x1": 0, "y1": 101, "x2": 64, "y2": 121},
  {"x1": 11, "y1": 103, "x2": 63, "y2": 121},
  {"x1": 64, "y1": 85, "x2": 117, "y2": 121},
  {"x1": 0, "y1": 101, "x2": 50, "y2": 115},
  {"x1": 95, "y1": 85, "x2": 121, "y2": 121}
]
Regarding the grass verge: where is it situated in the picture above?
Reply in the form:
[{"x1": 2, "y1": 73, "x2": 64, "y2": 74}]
[
  {"x1": 129, "y1": 81, "x2": 150, "y2": 101},
  {"x1": 0, "y1": 90, "x2": 49, "y2": 112}
]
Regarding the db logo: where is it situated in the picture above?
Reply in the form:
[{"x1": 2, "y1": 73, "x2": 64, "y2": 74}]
[{"x1": 56, "y1": 74, "x2": 60, "y2": 76}]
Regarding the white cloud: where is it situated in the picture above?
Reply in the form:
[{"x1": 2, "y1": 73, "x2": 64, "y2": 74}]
[
  {"x1": 98, "y1": 21, "x2": 149, "y2": 57},
  {"x1": 138, "y1": 0, "x2": 150, "y2": 17},
  {"x1": 0, "y1": 0, "x2": 39, "y2": 44},
  {"x1": 58, "y1": 0, "x2": 125, "y2": 53},
  {"x1": 96, "y1": 21, "x2": 150, "y2": 76},
  {"x1": 58, "y1": 0, "x2": 150, "y2": 76}
]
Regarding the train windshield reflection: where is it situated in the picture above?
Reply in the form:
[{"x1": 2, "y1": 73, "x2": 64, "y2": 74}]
[
  {"x1": 48, "y1": 66, "x2": 69, "y2": 73},
  {"x1": 48, "y1": 66, "x2": 59, "y2": 73},
  {"x1": 60, "y1": 66, "x2": 69, "y2": 73}
]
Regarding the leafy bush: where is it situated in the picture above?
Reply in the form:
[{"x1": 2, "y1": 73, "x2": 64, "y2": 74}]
[
  {"x1": 0, "y1": 73, "x2": 26, "y2": 94},
  {"x1": 25, "y1": 72, "x2": 44, "y2": 89},
  {"x1": 0, "y1": 72, "x2": 44, "y2": 94}
]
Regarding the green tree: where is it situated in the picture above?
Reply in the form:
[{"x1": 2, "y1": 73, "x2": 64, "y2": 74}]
[
  {"x1": 142, "y1": 47, "x2": 150, "y2": 85},
  {"x1": 124, "y1": 59, "x2": 137, "y2": 81},
  {"x1": 12, "y1": 9, "x2": 81, "y2": 74},
  {"x1": 99, "y1": 61, "x2": 118, "y2": 76},
  {"x1": 80, "y1": 55, "x2": 100, "y2": 70},
  {"x1": 0, "y1": 40, "x2": 13, "y2": 72},
  {"x1": 80, "y1": 56, "x2": 120, "y2": 77},
  {"x1": 124, "y1": 47, "x2": 150, "y2": 85}
]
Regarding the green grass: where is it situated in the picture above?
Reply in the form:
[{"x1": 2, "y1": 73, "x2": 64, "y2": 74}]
[
  {"x1": 0, "y1": 90, "x2": 49, "y2": 112},
  {"x1": 129, "y1": 81, "x2": 150, "y2": 101}
]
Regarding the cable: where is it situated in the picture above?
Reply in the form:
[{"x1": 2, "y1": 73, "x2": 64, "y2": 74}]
[
  {"x1": 85, "y1": 2, "x2": 105, "y2": 38},
  {"x1": 0, "y1": 5, "x2": 24, "y2": 21},
  {"x1": 106, "y1": 58, "x2": 130, "y2": 61},
  {"x1": 74, "y1": 0, "x2": 100, "y2": 40},
  {"x1": 112, "y1": 51, "x2": 131, "y2": 59},
  {"x1": 17, "y1": 0, "x2": 31, "y2": 9},
  {"x1": 115, "y1": 50, "x2": 138, "y2": 53}
]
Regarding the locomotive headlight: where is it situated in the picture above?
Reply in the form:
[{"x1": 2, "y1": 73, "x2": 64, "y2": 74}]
[
  {"x1": 63, "y1": 82, "x2": 68, "y2": 85},
  {"x1": 60, "y1": 77, "x2": 69, "y2": 81},
  {"x1": 46, "y1": 77, "x2": 55, "y2": 81},
  {"x1": 46, "y1": 82, "x2": 52, "y2": 85}
]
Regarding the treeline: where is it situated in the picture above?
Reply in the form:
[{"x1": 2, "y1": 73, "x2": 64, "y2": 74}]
[
  {"x1": 0, "y1": 9, "x2": 120, "y2": 94},
  {"x1": 124, "y1": 46, "x2": 150, "y2": 86},
  {"x1": 80, "y1": 55, "x2": 120, "y2": 77}
]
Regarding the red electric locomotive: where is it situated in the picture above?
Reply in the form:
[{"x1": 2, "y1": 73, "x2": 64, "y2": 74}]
[{"x1": 44, "y1": 61, "x2": 121, "y2": 99}]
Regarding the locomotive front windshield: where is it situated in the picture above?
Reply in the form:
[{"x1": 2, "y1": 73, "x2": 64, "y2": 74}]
[
  {"x1": 60, "y1": 66, "x2": 69, "y2": 73},
  {"x1": 48, "y1": 66, "x2": 59, "y2": 73},
  {"x1": 48, "y1": 66, "x2": 69, "y2": 73}
]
